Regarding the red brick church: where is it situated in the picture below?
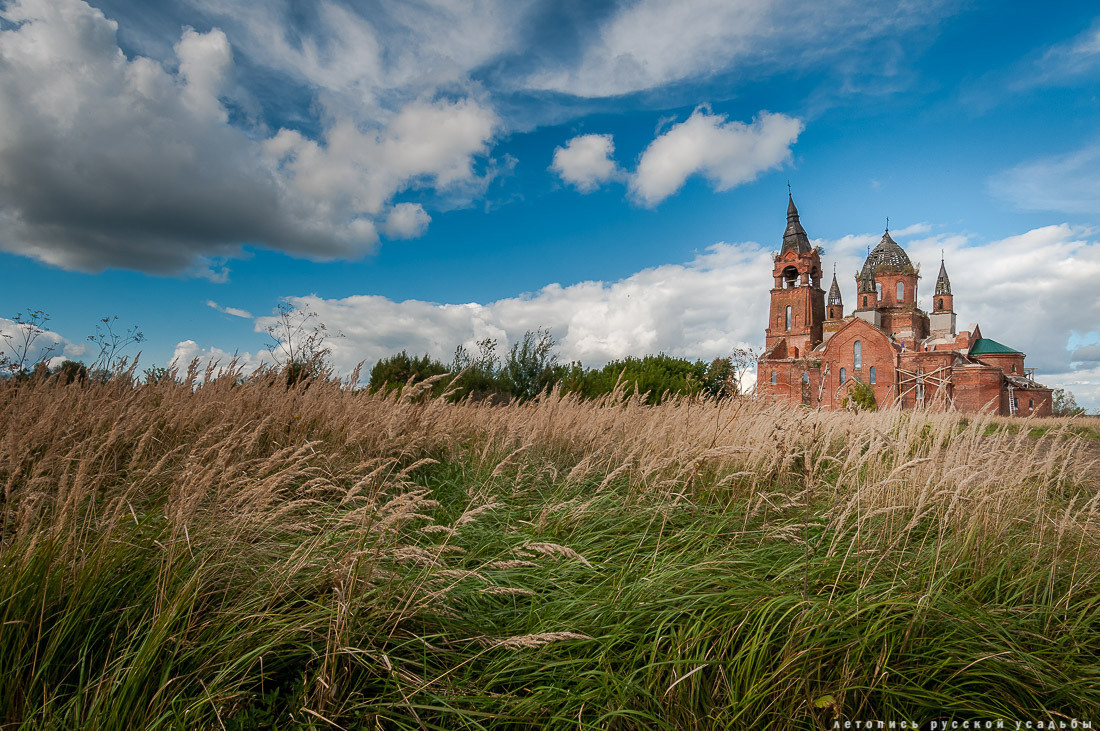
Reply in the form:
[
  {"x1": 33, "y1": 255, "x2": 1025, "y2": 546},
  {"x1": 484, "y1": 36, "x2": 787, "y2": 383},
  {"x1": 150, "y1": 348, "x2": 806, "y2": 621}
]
[{"x1": 757, "y1": 196, "x2": 1053, "y2": 416}]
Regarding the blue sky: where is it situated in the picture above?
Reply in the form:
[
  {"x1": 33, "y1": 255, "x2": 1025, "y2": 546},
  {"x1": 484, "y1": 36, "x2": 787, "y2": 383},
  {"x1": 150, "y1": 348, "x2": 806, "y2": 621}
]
[{"x1": 1, "y1": 0, "x2": 1099, "y2": 410}]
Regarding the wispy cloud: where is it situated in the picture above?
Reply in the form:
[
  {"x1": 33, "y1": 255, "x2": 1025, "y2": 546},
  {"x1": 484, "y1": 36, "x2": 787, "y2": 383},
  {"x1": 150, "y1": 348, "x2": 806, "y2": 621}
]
[
  {"x1": 990, "y1": 144, "x2": 1100, "y2": 215},
  {"x1": 524, "y1": 0, "x2": 960, "y2": 97},
  {"x1": 205, "y1": 301, "x2": 253, "y2": 319},
  {"x1": 1014, "y1": 19, "x2": 1100, "y2": 89}
]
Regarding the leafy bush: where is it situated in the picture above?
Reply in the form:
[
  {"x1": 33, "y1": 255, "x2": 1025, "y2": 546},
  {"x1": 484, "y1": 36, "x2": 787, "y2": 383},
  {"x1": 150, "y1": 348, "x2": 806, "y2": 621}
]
[{"x1": 845, "y1": 378, "x2": 877, "y2": 411}]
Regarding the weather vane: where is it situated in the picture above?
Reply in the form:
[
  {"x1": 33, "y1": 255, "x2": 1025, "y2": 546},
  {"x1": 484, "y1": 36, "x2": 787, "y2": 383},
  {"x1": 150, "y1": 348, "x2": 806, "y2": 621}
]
[
  {"x1": 787, "y1": 180, "x2": 791, "y2": 195},
  {"x1": 886, "y1": 216, "x2": 889, "y2": 233}
]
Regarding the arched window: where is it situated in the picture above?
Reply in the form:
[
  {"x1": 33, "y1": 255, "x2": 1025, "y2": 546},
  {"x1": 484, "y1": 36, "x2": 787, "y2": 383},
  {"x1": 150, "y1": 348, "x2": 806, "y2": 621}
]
[
  {"x1": 839, "y1": 368, "x2": 846, "y2": 384},
  {"x1": 853, "y1": 340, "x2": 862, "y2": 369},
  {"x1": 802, "y1": 372, "x2": 809, "y2": 384},
  {"x1": 876, "y1": 282, "x2": 882, "y2": 300},
  {"x1": 938, "y1": 298, "x2": 944, "y2": 310},
  {"x1": 1010, "y1": 364, "x2": 1016, "y2": 373},
  {"x1": 869, "y1": 366, "x2": 876, "y2": 384},
  {"x1": 862, "y1": 296, "x2": 868, "y2": 307},
  {"x1": 1029, "y1": 398, "x2": 1034, "y2": 409},
  {"x1": 770, "y1": 371, "x2": 777, "y2": 385},
  {"x1": 785, "y1": 306, "x2": 792, "y2": 330},
  {"x1": 897, "y1": 281, "x2": 904, "y2": 300}
]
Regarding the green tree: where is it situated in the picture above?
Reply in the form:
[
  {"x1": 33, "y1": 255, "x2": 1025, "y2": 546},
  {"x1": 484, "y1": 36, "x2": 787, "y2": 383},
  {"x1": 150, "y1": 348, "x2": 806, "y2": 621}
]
[
  {"x1": 449, "y1": 337, "x2": 507, "y2": 401},
  {"x1": 502, "y1": 328, "x2": 559, "y2": 400},
  {"x1": 369, "y1": 351, "x2": 449, "y2": 395},
  {"x1": 53, "y1": 360, "x2": 88, "y2": 385},
  {"x1": 569, "y1": 354, "x2": 710, "y2": 404},
  {"x1": 1051, "y1": 387, "x2": 1085, "y2": 416}
]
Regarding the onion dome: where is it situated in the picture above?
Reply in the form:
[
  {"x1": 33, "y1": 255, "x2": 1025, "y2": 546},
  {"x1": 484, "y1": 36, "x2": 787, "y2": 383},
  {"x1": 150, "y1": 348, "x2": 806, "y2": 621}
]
[
  {"x1": 780, "y1": 195, "x2": 813, "y2": 255},
  {"x1": 827, "y1": 271, "x2": 843, "y2": 306},
  {"x1": 935, "y1": 258, "x2": 951, "y2": 295},
  {"x1": 860, "y1": 229, "x2": 912, "y2": 277}
]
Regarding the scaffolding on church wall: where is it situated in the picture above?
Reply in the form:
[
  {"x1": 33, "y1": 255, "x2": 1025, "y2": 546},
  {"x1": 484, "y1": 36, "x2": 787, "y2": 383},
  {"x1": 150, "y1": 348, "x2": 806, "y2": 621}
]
[{"x1": 896, "y1": 364, "x2": 954, "y2": 409}]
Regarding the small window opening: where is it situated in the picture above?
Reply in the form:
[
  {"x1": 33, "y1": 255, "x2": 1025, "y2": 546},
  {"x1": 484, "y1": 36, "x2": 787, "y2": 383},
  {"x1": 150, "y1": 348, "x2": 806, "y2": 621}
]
[
  {"x1": 853, "y1": 340, "x2": 862, "y2": 369},
  {"x1": 897, "y1": 281, "x2": 905, "y2": 300},
  {"x1": 770, "y1": 371, "x2": 777, "y2": 385},
  {"x1": 785, "y1": 306, "x2": 792, "y2": 330},
  {"x1": 869, "y1": 366, "x2": 876, "y2": 384},
  {"x1": 876, "y1": 282, "x2": 882, "y2": 300},
  {"x1": 839, "y1": 368, "x2": 847, "y2": 384}
]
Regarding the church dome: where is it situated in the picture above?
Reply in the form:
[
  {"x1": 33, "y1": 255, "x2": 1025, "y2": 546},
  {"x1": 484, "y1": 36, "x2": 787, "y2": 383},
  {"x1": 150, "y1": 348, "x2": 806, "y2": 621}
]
[{"x1": 861, "y1": 230, "x2": 913, "y2": 275}]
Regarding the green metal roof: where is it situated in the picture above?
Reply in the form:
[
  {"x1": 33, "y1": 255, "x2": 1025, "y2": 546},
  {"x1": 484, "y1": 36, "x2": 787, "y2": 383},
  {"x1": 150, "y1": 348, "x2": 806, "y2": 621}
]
[{"x1": 969, "y1": 338, "x2": 1022, "y2": 355}]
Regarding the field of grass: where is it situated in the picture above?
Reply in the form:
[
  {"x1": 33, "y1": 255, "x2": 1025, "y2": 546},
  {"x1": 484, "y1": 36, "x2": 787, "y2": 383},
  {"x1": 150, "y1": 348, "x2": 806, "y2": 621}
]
[{"x1": 1, "y1": 369, "x2": 1098, "y2": 729}]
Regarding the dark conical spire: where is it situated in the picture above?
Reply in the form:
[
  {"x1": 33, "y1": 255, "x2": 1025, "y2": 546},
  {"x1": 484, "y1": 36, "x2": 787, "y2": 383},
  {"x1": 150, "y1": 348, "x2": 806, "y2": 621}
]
[
  {"x1": 780, "y1": 194, "x2": 813, "y2": 255},
  {"x1": 827, "y1": 269, "x2": 843, "y2": 306},
  {"x1": 935, "y1": 257, "x2": 952, "y2": 295}
]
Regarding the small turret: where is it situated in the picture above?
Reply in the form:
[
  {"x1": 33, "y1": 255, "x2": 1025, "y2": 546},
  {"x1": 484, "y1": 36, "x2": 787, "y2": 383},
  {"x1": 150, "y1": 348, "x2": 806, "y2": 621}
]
[
  {"x1": 930, "y1": 256, "x2": 956, "y2": 336},
  {"x1": 826, "y1": 268, "x2": 843, "y2": 320},
  {"x1": 934, "y1": 258, "x2": 952, "y2": 303}
]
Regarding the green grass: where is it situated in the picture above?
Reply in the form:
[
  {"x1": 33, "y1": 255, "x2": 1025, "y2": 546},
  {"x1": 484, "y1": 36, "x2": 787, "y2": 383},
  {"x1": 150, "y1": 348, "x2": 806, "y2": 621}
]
[{"x1": 3, "y1": 457, "x2": 1098, "y2": 729}]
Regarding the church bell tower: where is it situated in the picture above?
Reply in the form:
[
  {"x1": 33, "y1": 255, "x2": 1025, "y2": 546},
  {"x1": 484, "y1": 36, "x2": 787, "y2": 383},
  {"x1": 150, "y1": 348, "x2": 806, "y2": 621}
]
[{"x1": 764, "y1": 195, "x2": 826, "y2": 357}]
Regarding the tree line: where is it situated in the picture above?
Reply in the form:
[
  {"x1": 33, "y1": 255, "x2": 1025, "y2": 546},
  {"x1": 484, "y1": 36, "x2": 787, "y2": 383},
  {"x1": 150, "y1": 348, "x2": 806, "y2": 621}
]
[{"x1": 369, "y1": 328, "x2": 758, "y2": 404}]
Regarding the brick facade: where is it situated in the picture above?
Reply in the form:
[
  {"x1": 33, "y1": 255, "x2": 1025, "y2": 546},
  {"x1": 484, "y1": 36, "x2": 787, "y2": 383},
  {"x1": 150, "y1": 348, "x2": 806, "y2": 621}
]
[{"x1": 758, "y1": 197, "x2": 1053, "y2": 416}]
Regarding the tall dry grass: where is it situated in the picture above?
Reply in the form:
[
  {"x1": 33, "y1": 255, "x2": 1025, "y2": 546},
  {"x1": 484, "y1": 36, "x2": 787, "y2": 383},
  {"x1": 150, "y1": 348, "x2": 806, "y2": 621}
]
[{"x1": 0, "y1": 368, "x2": 1097, "y2": 727}]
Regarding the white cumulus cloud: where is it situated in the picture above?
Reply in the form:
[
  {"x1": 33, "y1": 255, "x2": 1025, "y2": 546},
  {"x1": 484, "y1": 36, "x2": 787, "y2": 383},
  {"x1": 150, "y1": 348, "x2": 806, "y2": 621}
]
[
  {"x1": 383, "y1": 203, "x2": 432, "y2": 240},
  {"x1": 550, "y1": 134, "x2": 620, "y2": 192},
  {"x1": 255, "y1": 242, "x2": 774, "y2": 377},
  {"x1": 171, "y1": 339, "x2": 270, "y2": 379},
  {"x1": 629, "y1": 109, "x2": 803, "y2": 207}
]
